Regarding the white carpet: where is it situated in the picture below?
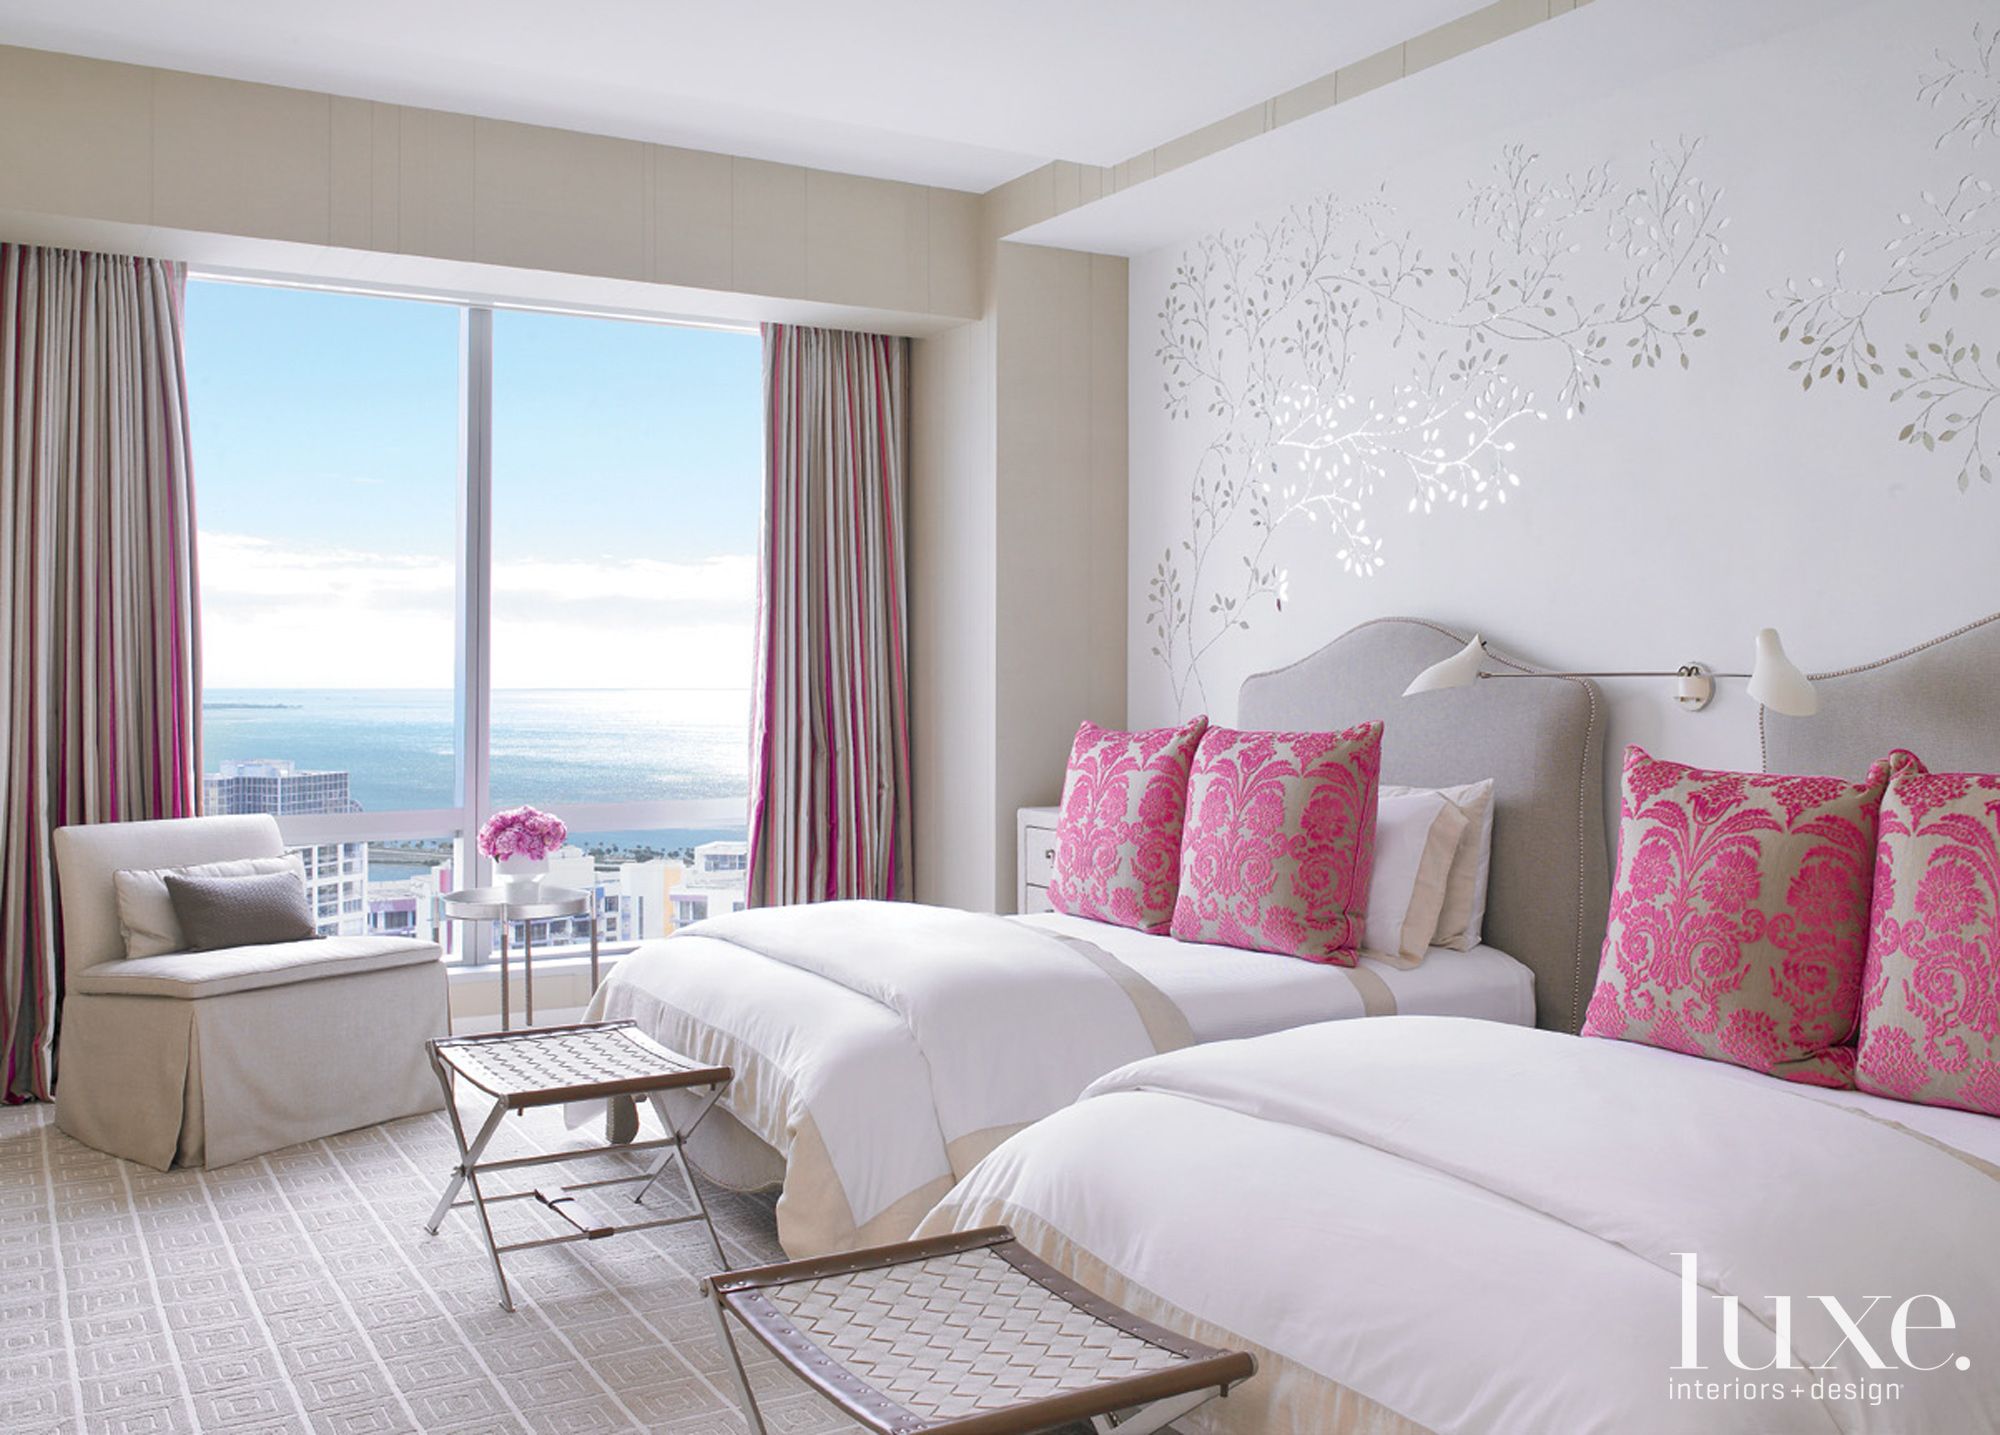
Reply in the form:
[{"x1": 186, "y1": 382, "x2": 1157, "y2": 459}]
[{"x1": 0, "y1": 1097, "x2": 860, "y2": 1434}]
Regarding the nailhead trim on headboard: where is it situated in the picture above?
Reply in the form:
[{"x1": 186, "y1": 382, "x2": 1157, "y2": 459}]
[{"x1": 1757, "y1": 610, "x2": 2000, "y2": 772}]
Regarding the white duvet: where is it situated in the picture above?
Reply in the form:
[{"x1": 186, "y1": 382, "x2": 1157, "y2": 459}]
[
  {"x1": 587, "y1": 902, "x2": 1532, "y2": 1256},
  {"x1": 919, "y1": 1017, "x2": 2000, "y2": 1435},
  {"x1": 587, "y1": 900, "x2": 1193, "y2": 1253}
]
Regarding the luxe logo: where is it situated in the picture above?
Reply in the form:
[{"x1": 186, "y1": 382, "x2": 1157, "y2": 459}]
[{"x1": 1672, "y1": 1252, "x2": 1972, "y2": 1374}]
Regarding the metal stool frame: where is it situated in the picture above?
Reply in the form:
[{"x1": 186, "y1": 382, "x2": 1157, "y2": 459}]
[
  {"x1": 424, "y1": 1021, "x2": 733, "y2": 1311},
  {"x1": 703, "y1": 1226, "x2": 1256, "y2": 1435}
]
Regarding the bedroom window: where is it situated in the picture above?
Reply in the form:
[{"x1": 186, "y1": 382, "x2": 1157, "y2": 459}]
[{"x1": 186, "y1": 279, "x2": 759, "y2": 960}]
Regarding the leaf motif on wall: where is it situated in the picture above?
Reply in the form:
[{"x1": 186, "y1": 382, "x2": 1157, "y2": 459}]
[
  {"x1": 1773, "y1": 21, "x2": 2000, "y2": 494},
  {"x1": 1151, "y1": 140, "x2": 1726, "y2": 710}
]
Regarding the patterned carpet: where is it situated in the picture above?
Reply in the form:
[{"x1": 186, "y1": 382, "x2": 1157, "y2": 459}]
[{"x1": 0, "y1": 1097, "x2": 862, "y2": 1434}]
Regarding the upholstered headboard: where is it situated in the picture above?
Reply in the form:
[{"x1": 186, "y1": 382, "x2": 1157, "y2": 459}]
[
  {"x1": 1763, "y1": 611, "x2": 2000, "y2": 776},
  {"x1": 1238, "y1": 617, "x2": 1610, "y2": 1033}
]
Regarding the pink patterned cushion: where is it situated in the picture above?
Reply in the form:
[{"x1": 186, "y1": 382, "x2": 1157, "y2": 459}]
[
  {"x1": 1856, "y1": 768, "x2": 2000, "y2": 1115},
  {"x1": 1047, "y1": 717, "x2": 1208, "y2": 934},
  {"x1": 1169, "y1": 722, "x2": 1384, "y2": 964},
  {"x1": 1582, "y1": 746, "x2": 1910, "y2": 1086}
]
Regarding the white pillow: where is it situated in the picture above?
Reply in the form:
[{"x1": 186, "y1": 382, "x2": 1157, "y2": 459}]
[
  {"x1": 113, "y1": 855, "x2": 306, "y2": 958},
  {"x1": 1362, "y1": 792, "x2": 1469, "y2": 969},
  {"x1": 1382, "y1": 779, "x2": 1496, "y2": 950}
]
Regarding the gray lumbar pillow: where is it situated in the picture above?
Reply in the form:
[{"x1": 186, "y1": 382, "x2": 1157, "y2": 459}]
[{"x1": 163, "y1": 870, "x2": 318, "y2": 951}]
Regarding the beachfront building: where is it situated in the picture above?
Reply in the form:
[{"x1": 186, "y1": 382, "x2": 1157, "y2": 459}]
[
  {"x1": 202, "y1": 758, "x2": 368, "y2": 938},
  {"x1": 534, "y1": 847, "x2": 682, "y2": 948},
  {"x1": 358, "y1": 848, "x2": 691, "y2": 961},
  {"x1": 616, "y1": 857, "x2": 681, "y2": 941},
  {"x1": 668, "y1": 840, "x2": 750, "y2": 928},
  {"x1": 366, "y1": 867, "x2": 450, "y2": 946}
]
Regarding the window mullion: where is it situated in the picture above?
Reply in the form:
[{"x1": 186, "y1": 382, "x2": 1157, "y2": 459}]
[{"x1": 457, "y1": 306, "x2": 496, "y2": 959}]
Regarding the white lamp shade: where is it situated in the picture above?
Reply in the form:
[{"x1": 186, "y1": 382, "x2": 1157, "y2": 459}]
[
  {"x1": 1746, "y1": 627, "x2": 1818, "y2": 717},
  {"x1": 1403, "y1": 635, "x2": 1488, "y2": 696}
]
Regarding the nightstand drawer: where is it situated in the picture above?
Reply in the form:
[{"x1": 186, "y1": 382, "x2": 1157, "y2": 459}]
[
  {"x1": 1016, "y1": 805, "x2": 1062, "y2": 916},
  {"x1": 1019, "y1": 825, "x2": 1058, "y2": 888}
]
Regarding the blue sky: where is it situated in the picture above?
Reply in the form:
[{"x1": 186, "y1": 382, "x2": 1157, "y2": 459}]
[{"x1": 185, "y1": 281, "x2": 762, "y2": 688}]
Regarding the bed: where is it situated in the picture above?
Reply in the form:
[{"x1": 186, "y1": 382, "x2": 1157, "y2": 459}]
[
  {"x1": 916, "y1": 613, "x2": 2000, "y2": 1434},
  {"x1": 586, "y1": 617, "x2": 1610, "y2": 1257}
]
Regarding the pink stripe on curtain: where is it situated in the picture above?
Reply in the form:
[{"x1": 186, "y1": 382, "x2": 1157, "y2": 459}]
[
  {"x1": 747, "y1": 324, "x2": 912, "y2": 906},
  {"x1": 0, "y1": 245, "x2": 202, "y2": 1102}
]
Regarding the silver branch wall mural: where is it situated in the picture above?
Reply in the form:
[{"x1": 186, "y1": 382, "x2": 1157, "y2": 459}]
[
  {"x1": 1149, "y1": 140, "x2": 1728, "y2": 708},
  {"x1": 1774, "y1": 20, "x2": 2000, "y2": 492}
]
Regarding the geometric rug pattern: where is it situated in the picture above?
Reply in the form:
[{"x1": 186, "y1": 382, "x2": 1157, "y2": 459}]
[{"x1": 0, "y1": 1097, "x2": 864, "y2": 1434}]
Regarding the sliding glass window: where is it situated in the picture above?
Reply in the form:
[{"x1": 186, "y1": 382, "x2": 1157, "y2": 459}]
[{"x1": 185, "y1": 280, "x2": 759, "y2": 960}]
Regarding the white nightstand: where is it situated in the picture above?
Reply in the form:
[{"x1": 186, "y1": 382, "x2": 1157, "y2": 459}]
[{"x1": 1016, "y1": 806, "x2": 1060, "y2": 914}]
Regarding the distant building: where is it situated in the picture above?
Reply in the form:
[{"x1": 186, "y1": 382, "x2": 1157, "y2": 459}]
[
  {"x1": 537, "y1": 847, "x2": 683, "y2": 947},
  {"x1": 367, "y1": 864, "x2": 452, "y2": 945},
  {"x1": 669, "y1": 840, "x2": 750, "y2": 927},
  {"x1": 617, "y1": 857, "x2": 682, "y2": 940},
  {"x1": 203, "y1": 758, "x2": 361, "y2": 817},
  {"x1": 197, "y1": 758, "x2": 747, "y2": 958},
  {"x1": 203, "y1": 758, "x2": 367, "y2": 938}
]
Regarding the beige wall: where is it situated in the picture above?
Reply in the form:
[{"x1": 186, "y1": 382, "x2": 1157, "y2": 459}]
[
  {"x1": 908, "y1": 242, "x2": 1129, "y2": 912},
  {"x1": 910, "y1": 315, "x2": 999, "y2": 910},
  {"x1": 992, "y1": 243, "x2": 1127, "y2": 908},
  {"x1": 0, "y1": 42, "x2": 1138, "y2": 917},
  {"x1": 0, "y1": 44, "x2": 979, "y2": 329}
]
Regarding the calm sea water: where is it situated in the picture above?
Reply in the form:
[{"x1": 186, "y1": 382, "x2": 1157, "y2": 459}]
[{"x1": 203, "y1": 688, "x2": 750, "y2": 849}]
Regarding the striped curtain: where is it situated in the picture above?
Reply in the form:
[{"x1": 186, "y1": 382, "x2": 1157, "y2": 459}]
[
  {"x1": 0, "y1": 245, "x2": 202, "y2": 1102},
  {"x1": 747, "y1": 325, "x2": 912, "y2": 906}
]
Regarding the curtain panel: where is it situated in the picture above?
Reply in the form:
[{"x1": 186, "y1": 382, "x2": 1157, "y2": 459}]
[
  {"x1": 0, "y1": 245, "x2": 202, "y2": 1101},
  {"x1": 748, "y1": 324, "x2": 912, "y2": 906}
]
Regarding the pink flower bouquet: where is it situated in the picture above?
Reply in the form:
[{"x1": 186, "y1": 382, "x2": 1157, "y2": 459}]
[{"x1": 478, "y1": 806, "x2": 568, "y2": 862}]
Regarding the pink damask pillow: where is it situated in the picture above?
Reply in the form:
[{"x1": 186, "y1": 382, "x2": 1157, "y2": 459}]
[
  {"x1": 1581, "y1": 746, "x2": 1911, "y2": 1087},
  {"x1": 1170, "y1": 722, "x2": 1384, "y2": 964},
  {"x1": 1856, "y1": 768, "x2": 2000, "y2": 1115},
  {"x1": 1047, "y1": 716, "x2": 1208, "y2": 934}
]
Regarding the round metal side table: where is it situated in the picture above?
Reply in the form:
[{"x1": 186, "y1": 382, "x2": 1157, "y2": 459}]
[{"x1": 436, "y1": 885, "x2": 598, "y2": 1030}]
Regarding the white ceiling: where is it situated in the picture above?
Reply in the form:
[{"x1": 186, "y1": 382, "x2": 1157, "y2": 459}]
[
  {"x1": 1013, "y1": 0, "x2": 1867, "y2": 255},
  {"x1": 0, "y1": 0, "x2": 1489, "y2": 191}
]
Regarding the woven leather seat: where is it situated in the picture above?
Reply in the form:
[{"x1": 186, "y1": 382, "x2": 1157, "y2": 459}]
[{"x1": 705, "y1": 1227, "x2": 1255, "y2": 1435}]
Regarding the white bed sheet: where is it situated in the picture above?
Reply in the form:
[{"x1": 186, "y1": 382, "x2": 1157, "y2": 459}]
[{"x1": 1011, "y1": 910, "x2": 1536, "y2": 1040}]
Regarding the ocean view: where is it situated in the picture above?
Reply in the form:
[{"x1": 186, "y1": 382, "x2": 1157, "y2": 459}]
[{"x1": 202, "y1": 687, "x2": 751, "y2": 854}]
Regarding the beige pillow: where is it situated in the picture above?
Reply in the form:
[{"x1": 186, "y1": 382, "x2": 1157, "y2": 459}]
[
  {"x1": 1382, "y1": 779, "x2": 1495, "y2": 951},
  {"x1": 1362, "y1": 791, "x2": 1469, "y2": 969},
  {"x1": 113, "y1": 855, "x2": 305, "y2": 958}
]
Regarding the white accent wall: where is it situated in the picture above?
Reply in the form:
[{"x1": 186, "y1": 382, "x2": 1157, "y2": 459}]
[{"x1": 1125, "y1": 0, "x2": 2000, "y2": 782}]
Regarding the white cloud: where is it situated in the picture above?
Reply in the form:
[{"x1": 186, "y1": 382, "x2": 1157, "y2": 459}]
[
  {"x1": 199, "y1": 531, "x2": 756, "y2": 690},
  {"x1": 496, "y1": 554, "x2": 755, "y2": 606}
]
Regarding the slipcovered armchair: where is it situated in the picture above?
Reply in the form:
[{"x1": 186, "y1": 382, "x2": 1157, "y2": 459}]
[{"x1": 53, "y1": 814, "x2": 449, "y2": 1169}]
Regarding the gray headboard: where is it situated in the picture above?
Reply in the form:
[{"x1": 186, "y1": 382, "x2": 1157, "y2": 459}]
[
  {"x1": 1763, "y1": 610, "x2": 2000, "y2": 776},
  {"x1": 1238, "y1": 617, "x2": 1609, "y2": 1034}
]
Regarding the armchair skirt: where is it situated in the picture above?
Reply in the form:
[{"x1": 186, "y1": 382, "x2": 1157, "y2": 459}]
[{"x1": 57, "y1": 959, "x2": 448, "y2": 1171}]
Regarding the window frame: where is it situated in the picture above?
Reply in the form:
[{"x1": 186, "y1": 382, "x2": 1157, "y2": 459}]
[{"x1": 192, "y1": 279, "x2": 758, "y2": 964}]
